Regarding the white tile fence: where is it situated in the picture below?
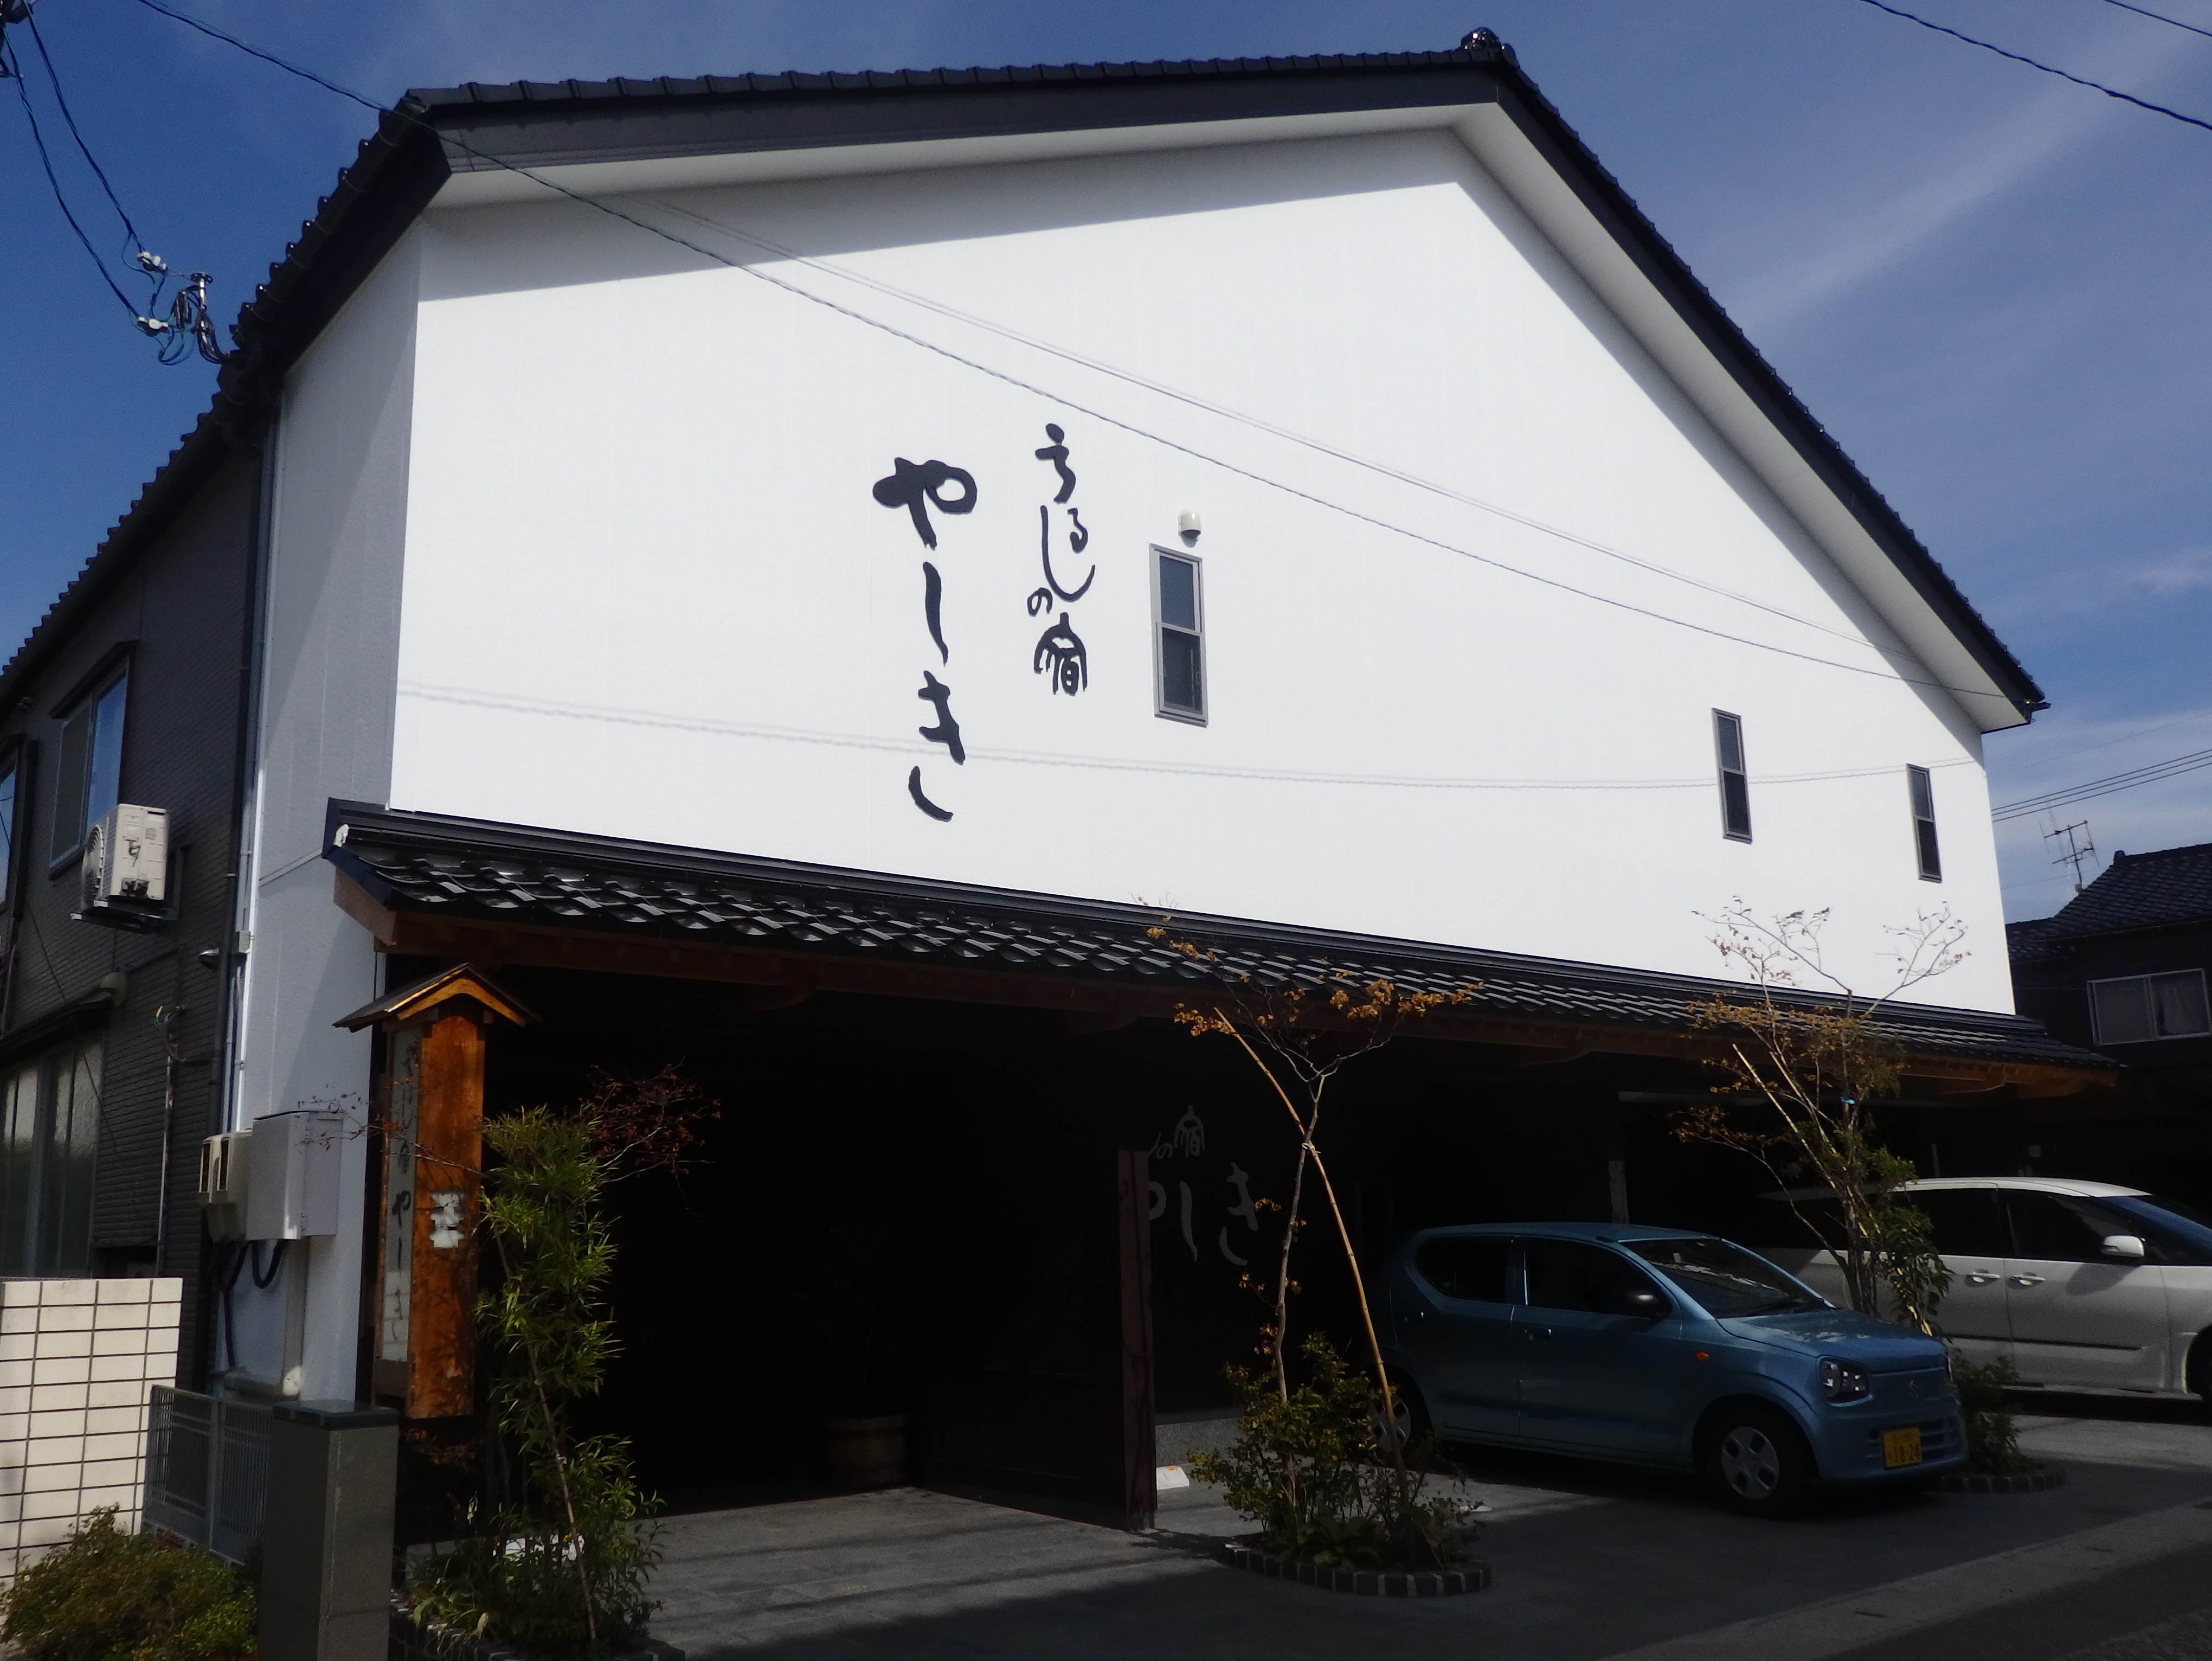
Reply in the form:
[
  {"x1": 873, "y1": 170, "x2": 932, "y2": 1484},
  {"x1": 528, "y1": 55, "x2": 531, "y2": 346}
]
[{"x1": 0, "y1": 1277, "x2": 181, "y2": 1582}]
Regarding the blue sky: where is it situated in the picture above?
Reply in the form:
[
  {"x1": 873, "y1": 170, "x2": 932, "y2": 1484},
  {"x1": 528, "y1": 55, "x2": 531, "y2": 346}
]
[{"x1": 3, "y1": 0, "x2": 2208, "y2": 923}]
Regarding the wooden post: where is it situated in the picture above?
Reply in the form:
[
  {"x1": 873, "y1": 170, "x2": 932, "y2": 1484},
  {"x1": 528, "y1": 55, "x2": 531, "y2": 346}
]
[
  {"x1": 1115, "y1": 1147, "x2": 1156, "y2": 1529},
  {"x1": 336, "y1": 965, "x2": 535, "y2": 1420}
]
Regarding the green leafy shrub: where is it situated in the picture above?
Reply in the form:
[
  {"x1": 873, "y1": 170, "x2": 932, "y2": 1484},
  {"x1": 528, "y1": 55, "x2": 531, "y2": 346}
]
[
  {"x1": 1952, "y1": 1349, "x2": 2034, "y2": 1473},
  {"x1": 406, "y1": 1105, "x2": 662, "y2": 1657},
  {"x1": 0, "y1": 1508, "x2": 255, "y2": 1661},
  {"x1": 1191, "y1": 1336, "x2": 1477, "y2": 1570}
]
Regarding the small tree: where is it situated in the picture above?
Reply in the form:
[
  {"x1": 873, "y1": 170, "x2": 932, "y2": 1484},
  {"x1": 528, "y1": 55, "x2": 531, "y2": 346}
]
[
  {"x1": 1151, "y1": 927, "x2": 1477, "y2": 1567},
  {"x1": 408, "y1": 1068, "x2": 713, "y2": 1658},
  {"x1": 1149, "y1": 927, "x2": 1468, "y2": 1407},
  {"x1": 1676, "y1": 903, "x2": 1962, "y2": 1331}
]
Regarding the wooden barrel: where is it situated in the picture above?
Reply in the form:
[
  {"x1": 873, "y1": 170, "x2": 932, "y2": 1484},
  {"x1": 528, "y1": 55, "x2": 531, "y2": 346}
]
[{"x1": 825, "y1": 1414, "x2": 908, "y2": 1488}]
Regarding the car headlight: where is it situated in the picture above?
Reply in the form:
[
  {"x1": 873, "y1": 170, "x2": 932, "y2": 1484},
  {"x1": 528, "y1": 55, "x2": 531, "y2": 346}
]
[{"x1": 1819, "y1": 1358, "x2": 1870, "y2": 1404}]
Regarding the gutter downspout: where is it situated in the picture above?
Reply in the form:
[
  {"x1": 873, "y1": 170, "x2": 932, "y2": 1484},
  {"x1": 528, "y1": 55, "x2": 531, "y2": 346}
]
[{"x1": 204, "y1": 426, "x2": 276, "y2": 1392}]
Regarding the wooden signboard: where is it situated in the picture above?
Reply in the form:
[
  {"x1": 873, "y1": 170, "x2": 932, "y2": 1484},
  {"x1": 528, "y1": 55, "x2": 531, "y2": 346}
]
[{"x1": 338, "y1": 964, "x2": 533, "y2": 1420}]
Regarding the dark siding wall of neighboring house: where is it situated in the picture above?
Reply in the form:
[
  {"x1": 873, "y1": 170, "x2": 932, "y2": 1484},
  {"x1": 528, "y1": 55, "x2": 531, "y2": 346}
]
[
  {"x1": 2014, "y1": 925, "x2": 2212, "y2": 1067},
  {"x1": 2011, "y1": 921, "x2": 2212, "y2": 1204},
  {"x1": 0, "y1": 443, "x2": 258, "y2": 1387}
]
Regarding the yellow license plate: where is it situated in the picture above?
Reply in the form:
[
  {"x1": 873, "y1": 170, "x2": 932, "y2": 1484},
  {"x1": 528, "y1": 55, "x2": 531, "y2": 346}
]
[{"x1": 1882, "y1": 1427, "x2": 1923, "y2": 1469}]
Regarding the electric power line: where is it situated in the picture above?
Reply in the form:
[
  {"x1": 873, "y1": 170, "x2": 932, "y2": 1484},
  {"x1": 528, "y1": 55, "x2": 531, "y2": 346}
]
[
  {"x1": 2095, "y1": 0, "x2": 2212, "y2": 44},
  {"x1": 23, "y1": 5, "x2": 156, "y2": 279},
  {"x1": 1851, "y1": 0, "x2": 2212, "y2": 135},
  {"x1": 4, "y1": 36, "x2": 143, "y2": 318},
  {"x1": 5, "y1": 7, "x2": 220, "y2": 358},
  {"x1": 1992, "y1": 745, "x2": 2212, "y2": 820},
  {"x1": 126, "y1": 0, "x2": 2044, "y2": 714},
  {"x1": 645, "y1": 195, "x2": 1928, "y2": 670},
  {"x1": 405, "y1": 677, "x2": 1979, "y2": 794}
]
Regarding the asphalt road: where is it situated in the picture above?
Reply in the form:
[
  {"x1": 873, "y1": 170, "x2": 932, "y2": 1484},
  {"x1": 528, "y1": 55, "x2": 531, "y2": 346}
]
[{"x1": 651, "y1": 1395, "x2": 2212, "y2": 1658}]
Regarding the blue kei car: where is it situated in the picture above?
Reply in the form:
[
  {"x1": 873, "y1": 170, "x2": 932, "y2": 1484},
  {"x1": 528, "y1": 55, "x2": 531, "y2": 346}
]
[{"x1": 1382, "y1": 1222, "x2": 1965, "y2": 1514}]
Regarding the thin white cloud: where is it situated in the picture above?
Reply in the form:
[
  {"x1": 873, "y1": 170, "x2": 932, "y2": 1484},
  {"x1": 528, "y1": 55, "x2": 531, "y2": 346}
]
[
  {"x1": 2130, "y1": 548, "x2": 2212, "y2": 596},
  {"x1": 1727, "y1": 27, "x2": 2179, "y2": 336}
]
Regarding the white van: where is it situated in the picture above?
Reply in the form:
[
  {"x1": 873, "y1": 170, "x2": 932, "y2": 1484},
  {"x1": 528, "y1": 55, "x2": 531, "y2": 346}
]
[{"x1": 1761, "y1": 1178, "x2": 2212, "y2": 1402}]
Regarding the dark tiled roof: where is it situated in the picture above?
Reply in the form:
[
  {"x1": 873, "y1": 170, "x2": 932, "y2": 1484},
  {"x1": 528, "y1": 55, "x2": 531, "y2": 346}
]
[
  {"x1": 2038, "y1": 842, "x2": 2212, "y2": 940},
  {"x1": 2005, "y1": 917, "x2": 2072, "y2": 966},
  {"x1": 3, "y1": 40, "x2": 2043, "y2": 721},
  {"x1": 323, "y1": 801, "x2": 2104, "y2": 1075}
]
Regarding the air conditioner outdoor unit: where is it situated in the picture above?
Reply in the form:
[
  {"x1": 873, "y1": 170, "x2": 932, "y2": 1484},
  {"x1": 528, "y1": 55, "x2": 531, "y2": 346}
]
[
  {"x1": 199, "y1": 1130, "x2": 250, "y2": 1242},
  {"x1": 78, "y1": 803, "x2": 170, "y2": 927}
]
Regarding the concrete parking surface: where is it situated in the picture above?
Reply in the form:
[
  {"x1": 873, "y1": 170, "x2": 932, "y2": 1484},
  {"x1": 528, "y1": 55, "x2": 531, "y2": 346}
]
[{"x1": 650, "y1": 1397, "x2": 2212, "y2": 1659}]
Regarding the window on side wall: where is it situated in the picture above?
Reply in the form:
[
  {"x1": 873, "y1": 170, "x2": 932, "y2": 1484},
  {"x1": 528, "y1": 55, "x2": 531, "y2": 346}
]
[
  {"x1": 1153, "y1": 549, "x2": 1206, "y2": 723},
  {"x1": 0, "y1": 754, "x2": 16, "y2": 908},
  {"x1": 1713, "y1": 710, "x2": 1751, "y2": 841},
  {"x1": 0, "y1": 1040, "x2": 102, "y2": 1278},
  {"x1": 1907, "y1": 765, "x2": 1942, "y2": 881},
  {"x1": 50, "y1": 669, "x2": 128, "y2": 868},
  {"x1": 2089, "y1": 971, "x2": 2212, "y2": 1045}
]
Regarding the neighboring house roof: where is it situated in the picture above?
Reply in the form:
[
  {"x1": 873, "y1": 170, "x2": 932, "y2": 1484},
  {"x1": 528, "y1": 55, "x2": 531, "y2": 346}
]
[
  {"x1": 2005, "y1": 916, "x2": 2072, "y2": 966},
  {"x1": 323, "y1": 800, "x2": 2109, "y2": 1081},
  {"x1": 2025, "y1": 842, "x2": 2212, "y2": 944},
  {"x1": 3, "y1": 39, "x2": 2044, "y2": 722}
]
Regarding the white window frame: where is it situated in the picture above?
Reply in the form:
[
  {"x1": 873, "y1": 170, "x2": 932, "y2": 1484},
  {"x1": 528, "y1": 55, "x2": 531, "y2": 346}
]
[
  {"x1": 1152, "y1": 546, "x2": 1207, "y2": 725},
  {"x1": 1907, "y1": 764, "x2": 1942, "y2": 882},
  {"x1": 1713, "y1": 710, "x2": 1751, "y2": 842},
  {"x1": 2088, "y1": 970, "x2": 2212, "y2": 1045}
]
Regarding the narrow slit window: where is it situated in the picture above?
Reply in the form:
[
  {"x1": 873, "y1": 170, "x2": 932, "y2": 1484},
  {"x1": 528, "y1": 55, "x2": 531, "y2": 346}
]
[
  {"x1": 1907, "y1": 765, "x2": 1941, "y2": 881},
  {"x1": 1713, "y1": 711, "x2": 1751, "y2": 841},
  {"x1": 1154, "y1": 550, "x2": 1205, "y2": 722}
]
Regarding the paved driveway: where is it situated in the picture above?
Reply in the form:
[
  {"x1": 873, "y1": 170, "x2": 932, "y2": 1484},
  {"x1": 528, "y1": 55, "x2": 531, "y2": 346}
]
[{"x1": 650, "y1": 1398, "x2": 2212, "y2": 1660}]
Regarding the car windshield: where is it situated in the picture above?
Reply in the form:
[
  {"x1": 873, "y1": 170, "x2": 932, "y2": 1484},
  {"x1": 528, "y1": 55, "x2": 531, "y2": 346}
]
[{"x1": 1627, "y1": 1237, "x2": 1827, "y2": 1318}]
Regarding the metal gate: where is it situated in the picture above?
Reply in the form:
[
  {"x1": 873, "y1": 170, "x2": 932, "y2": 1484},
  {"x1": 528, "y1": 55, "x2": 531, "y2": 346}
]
[{"x1": 142, "y1": 1387, "x2": 271, "y2": 1563}]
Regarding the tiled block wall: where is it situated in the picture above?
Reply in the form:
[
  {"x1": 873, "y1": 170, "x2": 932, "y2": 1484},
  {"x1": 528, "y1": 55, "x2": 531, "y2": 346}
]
[{"x1": 0, "y1": 1277, "x2": 182, "y2": 1582}]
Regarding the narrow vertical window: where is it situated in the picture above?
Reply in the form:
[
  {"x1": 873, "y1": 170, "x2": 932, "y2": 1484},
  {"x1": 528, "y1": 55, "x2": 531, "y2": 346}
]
[
  {"x1": 1907, "y1": 765, "x2": 1941, "y2": 881},
  {"x1": 1154, "y1": 550, "x2": 1206, "y2": 722},
  {"x1": 1713, "y1": 710, "x2": 1751, "y2": 841}
]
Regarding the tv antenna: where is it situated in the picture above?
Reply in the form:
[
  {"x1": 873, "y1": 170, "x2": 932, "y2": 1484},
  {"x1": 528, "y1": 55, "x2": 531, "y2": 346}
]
[{"x1": 2046, "y1": 819, "x2": 2099, "y2": 895}]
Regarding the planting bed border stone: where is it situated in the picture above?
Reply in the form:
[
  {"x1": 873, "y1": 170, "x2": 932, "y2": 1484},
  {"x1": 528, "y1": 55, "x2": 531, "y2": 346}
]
[
  {"x1": 1217, "y1": 1543, "x2": 1489, "y2": 1596},
  {"x1": 1938, "y1": 1463, "x2": 2065, "y2": 1496},
  {"x1": 390, "y1": 1619, "x2": 685, "y2": 1661}
]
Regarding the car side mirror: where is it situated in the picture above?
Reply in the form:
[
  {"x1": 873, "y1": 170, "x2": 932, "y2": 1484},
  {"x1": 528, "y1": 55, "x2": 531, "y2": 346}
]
[
  {"x1": 2100, "y1": 1234, "x2": 2147, "y2": 1261},
  {"x1": 1619, "y1": 1288, "x2": 1669, "y2": 1319}
]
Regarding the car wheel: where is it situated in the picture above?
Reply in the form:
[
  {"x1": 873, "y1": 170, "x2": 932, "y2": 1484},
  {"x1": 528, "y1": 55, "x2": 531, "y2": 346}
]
[
  {"x1": 1374, "y1": 1371, "x2": 1433, "y2": 1458},
  {"x1": 1703, "y1": 1403, "x2": 1812, "y2": 1516}
]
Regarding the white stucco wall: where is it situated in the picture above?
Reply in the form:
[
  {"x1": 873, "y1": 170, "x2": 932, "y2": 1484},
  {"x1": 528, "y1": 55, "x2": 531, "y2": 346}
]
[
  {"x1": 377, "y1": 128, "x2": 2010, "y2": 1010},
  {"x1": 229, "y1": 232, "x2": 420, "y2": 1397}
]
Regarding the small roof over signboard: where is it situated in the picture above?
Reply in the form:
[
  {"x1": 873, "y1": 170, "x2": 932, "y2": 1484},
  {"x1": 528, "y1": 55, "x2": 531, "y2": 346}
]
[{"x1": 333, "y1": 962, "x2": 538, "y2": 1032}]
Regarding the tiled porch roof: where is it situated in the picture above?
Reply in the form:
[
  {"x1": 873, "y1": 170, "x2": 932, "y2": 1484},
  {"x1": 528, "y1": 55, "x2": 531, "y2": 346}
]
[{"x1": 323, "y1": 801, "x2": 2107, "y2": 1079}]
